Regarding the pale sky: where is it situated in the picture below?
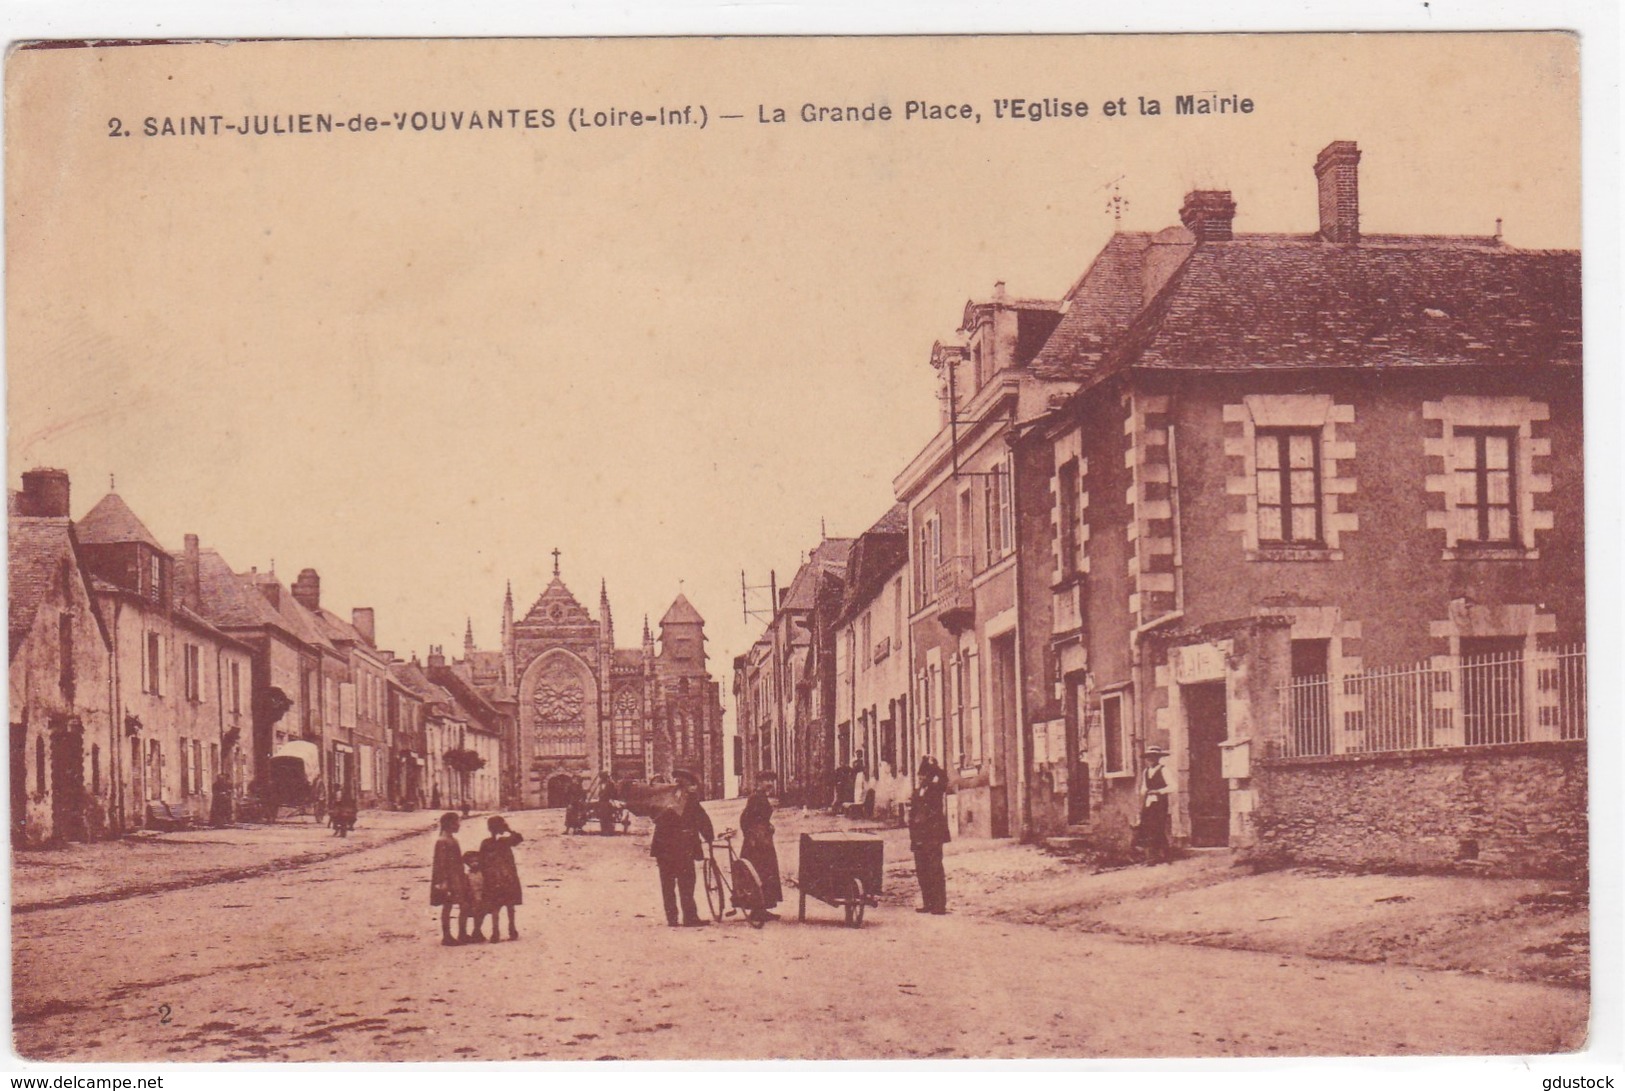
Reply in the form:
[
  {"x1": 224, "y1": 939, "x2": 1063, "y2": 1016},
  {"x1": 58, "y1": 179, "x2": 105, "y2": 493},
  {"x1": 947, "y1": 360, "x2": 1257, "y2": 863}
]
[{"x1": 6, "y1": 34, "x2": 1580, "y2": 718}]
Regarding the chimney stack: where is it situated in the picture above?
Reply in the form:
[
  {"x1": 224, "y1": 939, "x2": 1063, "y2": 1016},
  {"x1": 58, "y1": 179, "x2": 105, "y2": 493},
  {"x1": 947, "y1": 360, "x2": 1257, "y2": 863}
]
[
  {"x1": 1179, "y1": 190, "x2": 1237, "y2": 242},
  {"x1": 1315, "y1": 140, "x2": 1361, "y2": 243},
  {"x1": 180, "y1": 534, "x2": 203, "y2": 612},
  {"x1": 292, "y1": 568, "x2": 321, "y2": 612},
  {"x1": 19, "y1": 468, "x2": 71, "y2": 518},
  {"x1": 249, "y1": 569, "x2": 282, "y2": 609},
  {"x1": 427, "y1": 645, "x2": 445, "y2": 669},
  {"x1": 352, "y1": 607, "x2": 376, "y2": 645}
]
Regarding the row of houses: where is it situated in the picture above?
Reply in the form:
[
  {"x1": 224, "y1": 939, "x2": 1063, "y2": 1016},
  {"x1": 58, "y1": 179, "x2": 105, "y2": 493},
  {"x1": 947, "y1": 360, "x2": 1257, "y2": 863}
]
[
  {"x1": 735, "y1": 141, "x2": 1587, "y2": 876},
  {"x1": 9, "y1": 473, "x2": 504, "y2": 845}
]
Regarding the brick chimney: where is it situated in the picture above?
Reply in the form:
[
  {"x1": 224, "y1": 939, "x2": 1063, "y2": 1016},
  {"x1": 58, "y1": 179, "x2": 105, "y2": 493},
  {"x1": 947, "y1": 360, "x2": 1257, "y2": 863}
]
[
  {"x1": 292, "y1": 568, "x2": 321, "y2": 612},
  {"x1": 19, "y1": 468, "x2": 70, "y2": 518},
  {"x1": 352, "y1": 607, "x2": 376, "y2": 645},
  {"x1": 1179, "y1": 190, "x2": 1236, "y2": 242},
  {"x1": 426, "y1": 644, "x2": 445, "y2": 669},
  {"x1": 1315, "y1": 140, "x2": 1361, "y2": 243},
  {"x1": 179, "y1": 534, "x2": 203, "y2": 613}
]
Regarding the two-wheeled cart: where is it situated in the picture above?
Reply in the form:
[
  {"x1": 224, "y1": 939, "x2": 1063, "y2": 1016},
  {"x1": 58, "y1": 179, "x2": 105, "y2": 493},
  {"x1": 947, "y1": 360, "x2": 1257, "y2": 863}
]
[{"x1": 796, "y1": 832, "x2": 882, "y2": 928}]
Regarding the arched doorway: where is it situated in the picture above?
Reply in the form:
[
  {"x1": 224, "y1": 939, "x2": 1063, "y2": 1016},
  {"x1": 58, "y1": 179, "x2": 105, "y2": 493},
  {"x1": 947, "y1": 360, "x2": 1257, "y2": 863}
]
[{"x1": 545, "y1": 773, "x2": 578, "y2": 809}]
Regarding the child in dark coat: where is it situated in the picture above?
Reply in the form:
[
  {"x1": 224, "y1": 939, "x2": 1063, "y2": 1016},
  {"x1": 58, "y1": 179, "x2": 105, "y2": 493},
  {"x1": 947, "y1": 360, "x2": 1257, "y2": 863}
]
[
  {"x1": 429, "y1": 812, "x2": 470, "y2": 946},
  {"x1": 479, "y1": 816, "x2": 525, "y2": 942}
]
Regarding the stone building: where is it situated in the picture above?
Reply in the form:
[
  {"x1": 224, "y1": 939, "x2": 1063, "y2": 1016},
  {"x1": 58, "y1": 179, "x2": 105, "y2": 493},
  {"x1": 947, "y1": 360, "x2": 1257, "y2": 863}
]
[
  {"x1": 895, "y1": 286, "x2": 1074, "y2": 839},
  {"x1": 9, "y1": 470, "x2": 116, "y2": 843},
  {"x1": 832, "y1": 505, "x2": 913, "y2": 816},
  {"x1": 295, "y1": 570, "x2": 395, "y2": 808},
  {"x1": 734, "y1": 537, "x2": 854, "y2": 804},
  {"x1": 75, "y1": 491, "x2": 253, "y2": 831},
  {"x1": 195, "y1": 550, "x2": 338, "y2": 800},
  {"x1": 1015, "y1": 141, "x2": 1583, "y2": 874},
  {"x1": 459, "y1": 555, "x2": 726, "y2": 805},
  {"x1": 386, "y1": 659, "x2": 428, "y2": 808}
]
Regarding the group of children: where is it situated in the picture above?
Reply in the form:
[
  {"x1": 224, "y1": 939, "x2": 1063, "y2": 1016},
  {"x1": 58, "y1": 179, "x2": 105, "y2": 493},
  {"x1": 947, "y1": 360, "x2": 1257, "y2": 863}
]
[{"x1": 429, "y1": 812, "x2": 525, "y2": 946}]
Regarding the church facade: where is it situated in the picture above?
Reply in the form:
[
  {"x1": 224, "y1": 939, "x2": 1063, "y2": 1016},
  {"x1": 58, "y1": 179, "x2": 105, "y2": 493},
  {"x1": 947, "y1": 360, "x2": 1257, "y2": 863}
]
[{"x1": 457, "y1": 556, "x2": 725, "y2": 806}]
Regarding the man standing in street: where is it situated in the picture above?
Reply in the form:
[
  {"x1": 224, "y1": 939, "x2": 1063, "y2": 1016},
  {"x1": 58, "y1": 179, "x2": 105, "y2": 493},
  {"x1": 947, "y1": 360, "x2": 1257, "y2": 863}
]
[
  {"x1": 909, "y1": 756, "x2": 951, "y2": 915},
  {"x1": 651, "y1": 777, "x2": 714, "y2": 927},
  {"x1": 1134, "y1": 746, "x2": 1173, "y2": 865}
]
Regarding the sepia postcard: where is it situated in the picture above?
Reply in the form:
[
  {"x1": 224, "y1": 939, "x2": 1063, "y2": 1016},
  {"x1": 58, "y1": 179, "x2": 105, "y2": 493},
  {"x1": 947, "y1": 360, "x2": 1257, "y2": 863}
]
[{"x1": 4, "y1": 31, "x2": 1597, "y2": 1067}]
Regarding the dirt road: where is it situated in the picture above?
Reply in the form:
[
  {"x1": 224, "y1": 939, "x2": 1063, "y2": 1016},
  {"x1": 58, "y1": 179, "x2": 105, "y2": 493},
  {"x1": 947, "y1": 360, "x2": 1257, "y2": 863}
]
[{"x1": 11, "y1": 804, "x2": 1588, "y2": 1061}]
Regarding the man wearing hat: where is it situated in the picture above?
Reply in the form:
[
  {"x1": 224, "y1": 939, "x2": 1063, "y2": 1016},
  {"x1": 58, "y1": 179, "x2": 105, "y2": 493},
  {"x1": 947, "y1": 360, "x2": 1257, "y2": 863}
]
[
  {"x1": 650, "y1": 770, "x2": 714, "y2": 926},
  {"x1": 1134, "y1": 746, "x2": 1173, "y2": 865},
  {"x1": 909, "y1": 756, "x2": 952, "y2": 913}
]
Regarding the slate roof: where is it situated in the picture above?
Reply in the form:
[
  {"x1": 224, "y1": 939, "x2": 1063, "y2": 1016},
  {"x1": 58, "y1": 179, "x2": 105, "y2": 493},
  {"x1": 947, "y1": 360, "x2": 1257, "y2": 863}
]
[
  {"x1": 195, "y1": 551, "x2": 334, "y2": 653},
  {"x1": 253, "y1": 577, "x2": 338, "y2": 654},
  {"x1": 195, "y1": 550, "x2": 287, "y2": 631},
  {"x1": 1030, "y1": 232, "x2": 1175, "y2": 380},
  {"x1": 1102, "y1": 237, "x2": 1581, "y2": 372},
  {"x1": 836, "y1": 504, "x2": 910, "y2": 627},
  {"x1": 313, "y1": 607, "x2": 372, "y2": 650},
  {"x1": 660, "y1": 593, "x2": 704, "y2": 627},
  {"x1": 779, "y1": 538, "x2": 856, "y2": 614},
  {"x1": 76, "y1": 493, "x2": 167, "y2": 551},
  {"x1": 426, "y1": 662, "x2": 502, "y2": 731}
]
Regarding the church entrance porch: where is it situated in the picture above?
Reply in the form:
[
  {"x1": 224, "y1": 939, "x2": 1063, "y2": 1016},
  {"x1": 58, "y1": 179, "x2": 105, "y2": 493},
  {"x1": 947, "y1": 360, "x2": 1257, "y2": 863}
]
[{"x1": 545, "y1": 772, "x2": 582, "y2": 809}]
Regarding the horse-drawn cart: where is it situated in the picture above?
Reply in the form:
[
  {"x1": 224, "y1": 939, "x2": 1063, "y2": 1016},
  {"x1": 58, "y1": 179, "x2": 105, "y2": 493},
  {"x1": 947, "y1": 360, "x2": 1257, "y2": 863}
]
[{"x1": 796, "y1": 832, "x2": 882, "y2": 927}]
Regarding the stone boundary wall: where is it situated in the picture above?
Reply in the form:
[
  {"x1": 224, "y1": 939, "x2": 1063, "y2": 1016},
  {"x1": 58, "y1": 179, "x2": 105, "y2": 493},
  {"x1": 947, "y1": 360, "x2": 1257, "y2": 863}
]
[{"x1": 1245, "y1": 740, "x2": 1587, "y2": 879}]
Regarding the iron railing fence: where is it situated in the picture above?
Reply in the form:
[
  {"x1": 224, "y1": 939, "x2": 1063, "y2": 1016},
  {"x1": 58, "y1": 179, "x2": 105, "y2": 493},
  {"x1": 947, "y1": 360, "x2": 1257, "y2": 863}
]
[{"x1": 1279, "y1": 644, "x2": 1585, "y2": 758}]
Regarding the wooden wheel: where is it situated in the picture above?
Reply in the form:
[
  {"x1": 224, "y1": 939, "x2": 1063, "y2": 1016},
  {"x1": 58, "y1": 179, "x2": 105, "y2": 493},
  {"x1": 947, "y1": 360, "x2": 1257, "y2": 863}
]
[{"x1": 843, "y1": 876, "x2": 866, "y2": 928}]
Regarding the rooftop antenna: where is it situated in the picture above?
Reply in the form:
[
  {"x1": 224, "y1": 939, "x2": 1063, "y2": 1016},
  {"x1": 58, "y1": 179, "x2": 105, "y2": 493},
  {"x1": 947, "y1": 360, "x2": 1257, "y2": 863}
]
[{"x1": 1103, "y1": 174, "x2": 1129, "y2": 224}]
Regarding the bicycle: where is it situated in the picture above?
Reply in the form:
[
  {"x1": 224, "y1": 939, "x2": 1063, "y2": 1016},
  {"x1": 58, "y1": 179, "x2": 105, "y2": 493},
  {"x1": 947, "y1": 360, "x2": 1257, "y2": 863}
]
[{"x1": 702, "y1": 829, "x2": 766, "y2": 928}]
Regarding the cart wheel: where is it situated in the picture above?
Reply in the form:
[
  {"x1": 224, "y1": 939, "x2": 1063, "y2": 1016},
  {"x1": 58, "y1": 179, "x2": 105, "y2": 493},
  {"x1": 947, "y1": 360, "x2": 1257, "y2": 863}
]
[
  {"x1": 732, "y1": 860, "x2": 765, "y2": 928},
  {"x1": 843, "y1": 877, "x2": 866, "y2": 928},
  {"x1": 702, "y1": 859, "x2": 726, "y2": 921}
]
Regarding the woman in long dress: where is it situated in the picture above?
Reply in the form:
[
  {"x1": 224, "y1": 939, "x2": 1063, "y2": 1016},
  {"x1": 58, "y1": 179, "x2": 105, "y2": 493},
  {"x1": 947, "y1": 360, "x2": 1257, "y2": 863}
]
[{"x1": 739, "y1": 782, "x2": 783, "y2": 921}]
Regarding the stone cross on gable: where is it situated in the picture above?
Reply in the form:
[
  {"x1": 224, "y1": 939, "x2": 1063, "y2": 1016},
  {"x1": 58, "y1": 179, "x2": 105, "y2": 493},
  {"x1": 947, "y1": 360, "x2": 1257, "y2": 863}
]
[{"x1": 552, "y1": 548, "x2": 561, "y2": 578}]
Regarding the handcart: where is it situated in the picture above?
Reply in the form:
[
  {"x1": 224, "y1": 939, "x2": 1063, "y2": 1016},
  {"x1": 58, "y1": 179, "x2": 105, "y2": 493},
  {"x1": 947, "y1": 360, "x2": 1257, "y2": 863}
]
[{"x1": 796, "y1": 832, "x2": 882, "y2": 928}]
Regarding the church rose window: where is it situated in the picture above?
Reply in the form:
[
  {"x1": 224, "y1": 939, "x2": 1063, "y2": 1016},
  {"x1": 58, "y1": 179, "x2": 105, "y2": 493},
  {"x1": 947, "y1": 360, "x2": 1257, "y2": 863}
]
[
  {"x1": 534, "y1": 681, "x2": 583, "y2": 722},
  {"x1": 531, "y1": 668, "x2": 587, "y2": 758}
]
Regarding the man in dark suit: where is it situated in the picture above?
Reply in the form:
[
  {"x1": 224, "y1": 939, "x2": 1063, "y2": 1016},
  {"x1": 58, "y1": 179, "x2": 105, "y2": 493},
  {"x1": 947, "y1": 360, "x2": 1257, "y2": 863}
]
[
  {"x1": 651, "y1": 781, "x2": 714, "y2": 927},
  {"x1": 909, "y1": 756, "x2": 952, "y2": 914}
]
